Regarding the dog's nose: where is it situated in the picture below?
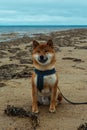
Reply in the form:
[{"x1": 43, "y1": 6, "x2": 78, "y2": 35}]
[{"x1": 40, "y1": 55, "x2": 44, "y2": 60}]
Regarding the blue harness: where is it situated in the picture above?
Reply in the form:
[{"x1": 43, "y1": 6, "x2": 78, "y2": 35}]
[{"x1": 34, "y1": 68, "x2": 56, "y2": 92}]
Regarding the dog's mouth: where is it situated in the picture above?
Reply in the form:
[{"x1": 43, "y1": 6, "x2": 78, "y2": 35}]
[{"x1": 38, "y1": 55, "x2": 48, "y2": 63}]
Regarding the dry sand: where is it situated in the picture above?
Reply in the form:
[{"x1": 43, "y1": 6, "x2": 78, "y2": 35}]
[{"x1": 0, "y1": 29, "x2": 87, "y2": 130}]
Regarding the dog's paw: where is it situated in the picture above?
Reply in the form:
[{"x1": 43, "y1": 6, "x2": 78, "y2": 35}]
[
  {"x1": 49, "y1": 106, "x2": 56, "y2": 113},
  {"x1": 32, "y1": 107, "x2": 39, "y2": 113},
  {"x1": 32, "y1": 109, "x2": 39, "y2": 114}
]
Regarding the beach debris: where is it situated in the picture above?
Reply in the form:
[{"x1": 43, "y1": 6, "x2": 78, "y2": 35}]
[
  {"x1": 20, "y1": 58, "x2": 33, "y2": 64},
  {"x1": 72, "y1": 65, "x2": 85, "y2": 70},
  {"x1": 12, "y1": 66, "x2": 33, "y2": 78},
  {"x1": 14, "y1": 51, "x2": 30, "y2": 59},
  {"x1": 78, "y1": 123, "x2": 87, "y2": 130},
  {"x1": 53, "y1": 36, "x2": 73, "y2": 47},
  {"x1": 12, "y1": 69, "x2": 32, "y2": 78},
  {"x1": 32, "y1": 33, "x2": 51, "y2": 41},
  {"x1": 74, "y1": 46, "x2": 87, "y2": 49},
  {"x1": 0, "y1": 64, "x2": 19, "y2": 80},
  {"x1": 0, "y1": 64, "x2": 32, "y2": 80},
  {"x1": 8, "y1": 47, "x2": 21, "y2": 53},
  {"x1": 0, "y1": 35, "x2": 32, "y2": 45},
  {"x1": 4, "y1": 105, "x2": 40, "y2": 130},
  {"x1": 0, "y1": 51, "x2": 8, "y2": 58},
  {"x1": 62, "y1": 57, "x2": 83, "y2": 62},
  {"x1": 0, "y1": 82, "x2": 6, "y2": 87}
]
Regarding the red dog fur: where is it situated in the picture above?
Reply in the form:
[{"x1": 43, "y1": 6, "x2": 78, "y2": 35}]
[{"x1": 32, "y1": 40, "x2": 62, "y2": 113}]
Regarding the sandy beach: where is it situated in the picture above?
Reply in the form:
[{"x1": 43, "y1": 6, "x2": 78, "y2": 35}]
[{"x1": 0, "y1": 28, "x2": 87, "y2": 130}]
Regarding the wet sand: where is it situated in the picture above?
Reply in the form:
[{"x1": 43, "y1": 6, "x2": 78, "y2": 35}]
[{"x1": 0, "y1": 29, "x2": 87, "y2": 130}]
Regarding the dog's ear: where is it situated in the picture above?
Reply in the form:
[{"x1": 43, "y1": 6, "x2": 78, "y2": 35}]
[
  {"x1": 47, "y1": 40, "x2": 53, "y2": 48},
  {"x1": 33, "y1": 40, "x2": 39, "y2": 48}
]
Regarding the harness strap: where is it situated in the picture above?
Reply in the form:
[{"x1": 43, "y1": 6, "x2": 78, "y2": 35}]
[{"x1": 34, "y1": 68, "x2": 56, "y2": 92}]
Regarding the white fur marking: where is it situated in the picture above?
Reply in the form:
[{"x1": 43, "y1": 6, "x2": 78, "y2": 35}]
[
  {"x1": 44, "y1": 74, "x2": 57, "y2": 86},
  {"x1": 33, "y1": 54, "x2": 39, "y2": 62},
  {"x1": 44, "y1": 53, "x2": 53, "y2": 64},
  {"x1": 33, "y1": 53, "x2": 53, "y2": 65}
]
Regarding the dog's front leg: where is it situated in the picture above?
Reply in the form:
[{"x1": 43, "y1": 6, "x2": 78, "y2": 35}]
[
  {"x1": 49, "y1": 84, "x2": 57, "y2": 113},
  {"x1": 32, "y1": 79, "x2": 39, "y2": 113}
]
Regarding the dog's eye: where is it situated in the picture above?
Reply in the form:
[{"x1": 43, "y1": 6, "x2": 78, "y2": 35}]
[
  {"x1": 45, "y1": 50, "x2": 48, "y2": 53},
  {"x1": 37, "y1": 50, "x2": 40, "y2": 53}
]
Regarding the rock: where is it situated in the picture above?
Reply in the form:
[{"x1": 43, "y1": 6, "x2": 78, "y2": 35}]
[
  {"x1": 62, "y1": 57, "x2": 83, "y2": 62},
  {"x1": 0, "y1": 64, "x2": 33, "y2": 80},
  {"x1": 0, "y1": 51, "x2": 8, "y2": 58},
  {"x1": 8, "y1": 48, "x2": 21, "y2": 53},
  {"x1": 14, "y1": 51, "x2": 30, "y2": 59},
  {"x1": 54, "y1": 45, "x2": 61, "y2": 52},
  {"x1": 0, "y1": 83, "x2": 6, "y2": 87},
  {"x1": 0, "y1": 43, "x2": 10, "y2": 50},
  {"x1": 20, "y1": 59, "x2": 33, "y2": 64},
  {"x1": 0, "y1": 64, "x2": 19, "y2": 80},
  {"x1": 25, "y1": 45, "x2": 33, "y2": 52},
  {"x1": 73, "y1": 58, "x2": 83, "y2": 62},
  {"x1": 32, "y1": 33, "x2": 51, "y2": 41},
  {"x1": 0, "y1": 35, "x2": 32, "y2": 47},
  {"x1": 72, "y1": 65, "x2": 85, "y2": 70},
  {"x1": 12, "y1": 67, "x2": 33, "y2": 78},
  {"x1": 74, "y1": 46, "x2": 87, "y2": 49},
  {"x1": 53, "y1": 36, "x2": 74, "y2": 47}
]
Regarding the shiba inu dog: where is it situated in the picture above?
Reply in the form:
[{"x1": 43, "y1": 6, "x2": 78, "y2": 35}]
[{"x1": 32, "y1": 40, "x2": 62, "y2": 113}]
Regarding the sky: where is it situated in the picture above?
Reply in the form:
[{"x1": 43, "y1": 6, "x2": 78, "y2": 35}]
[{"x1": 0, "y1": 0, "x2": 87, "y2": 25}]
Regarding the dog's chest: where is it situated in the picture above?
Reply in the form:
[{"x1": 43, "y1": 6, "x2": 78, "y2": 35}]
[
  {"x1": 44, "y1": 74, "x2": 57, "y2": 85},
  {"x1": 34, "y1": 73, "x2": 57, "y2": 104},
  {"x1": 34, "y1": 74, "x2": 57, "y2": 87}
]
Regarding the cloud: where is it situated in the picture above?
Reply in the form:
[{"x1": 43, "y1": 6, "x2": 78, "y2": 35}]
[
  {"x1": 0, "y1": 14, "x2": 87, "y2": 25},
  {"x1": 0, "y1": 0, "x2": 87, "y2": 25}
]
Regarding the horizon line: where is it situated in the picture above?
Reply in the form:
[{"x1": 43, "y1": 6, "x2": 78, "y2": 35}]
[{"x1": 0, "y1": 25, "x2": 87, "y2": 27}]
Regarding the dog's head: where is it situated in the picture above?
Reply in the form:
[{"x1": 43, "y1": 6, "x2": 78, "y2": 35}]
[{"x1": 32, "y1": 40, "x2": 56, "y2": 67}]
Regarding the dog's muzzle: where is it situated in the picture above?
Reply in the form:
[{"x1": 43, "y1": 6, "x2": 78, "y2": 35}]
[{"x1": 38, "y1": 55, "x2": 48, "y2": 63}]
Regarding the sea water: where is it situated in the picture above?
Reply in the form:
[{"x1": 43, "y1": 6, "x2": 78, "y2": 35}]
[{"x1": 0, "y1": 25, "x2": 87, "y2": 35}]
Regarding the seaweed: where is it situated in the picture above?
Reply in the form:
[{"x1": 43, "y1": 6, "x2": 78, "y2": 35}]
[
  {"x1": 78, "y1": 123, "x2": 87, "y2": 130},
  {"x1": 4, "y1": 105, "x2": 39, "y2": 130}
]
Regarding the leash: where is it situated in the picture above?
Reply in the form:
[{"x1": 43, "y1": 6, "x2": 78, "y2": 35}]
[
  {"x1": 34, "y1": 68, "x2": 87, "y2": 105},
  {"x1": 58, "y1": 86, "x2": 87, "y2": 105}
]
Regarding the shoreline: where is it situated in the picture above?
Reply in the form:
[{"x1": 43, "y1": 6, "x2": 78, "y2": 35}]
[
  {"x1": 0, "y1": 26, "x2": 87, "y2": 40},
  {"x1": 0, "y1": 28, "x2": 87, "y2": 42}
]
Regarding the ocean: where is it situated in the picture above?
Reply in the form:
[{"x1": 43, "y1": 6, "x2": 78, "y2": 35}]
[{"x1": 0, "y1": 25, "x2": 87, "y2": 35}]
